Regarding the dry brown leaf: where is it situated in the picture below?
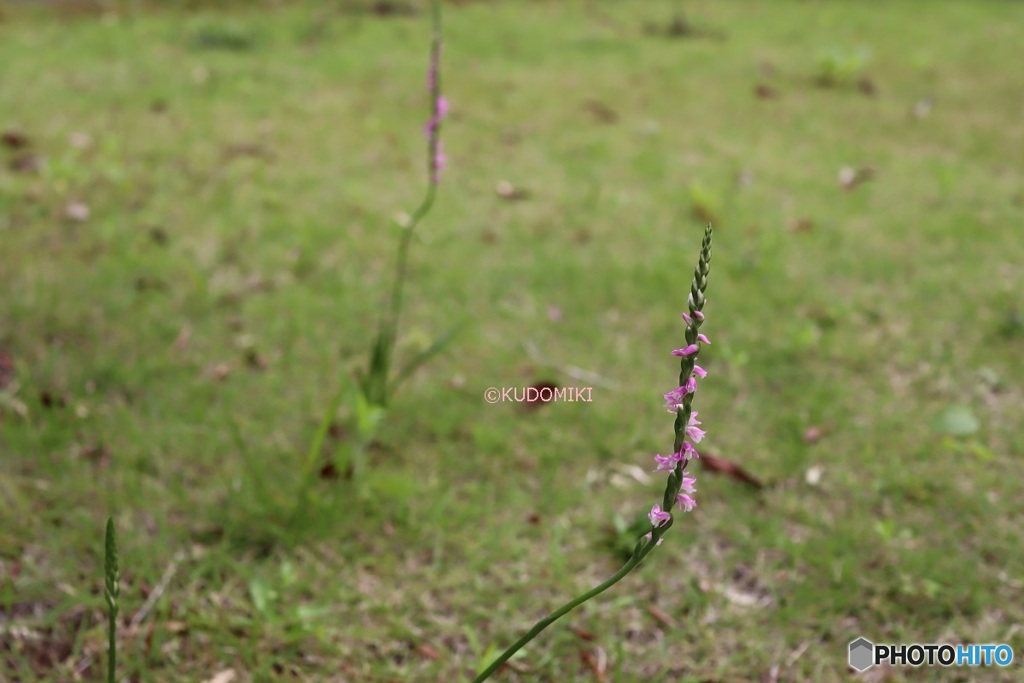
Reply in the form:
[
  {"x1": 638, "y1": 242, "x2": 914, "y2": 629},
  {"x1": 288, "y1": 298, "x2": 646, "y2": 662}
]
[
  {"x1": 1, "y1": 129, "x2": 29, "y2": 149},
  {"x1": 519, "y1": 380, "x2": 559, "y2": 412},
  {"x1": 9, "y1": 153, "x2": 43, "y2": 173},
  {"x1": 583, "y1": 99, "x2": 618, "y2": 124},
  {"x1": 64, "y1": 201, "x2": 90, "y2": 222},
  {"x1": 699, "y1": 452, "x2": 764, "y2": 489},
  {"x1": 788, "y1": 218, "x2": 815, "y2": 233},
  {"x1": 647, "y1": 605, "x2": 677, "y2": 628},
  {"x1": 416, "y1": 643, "x2": 441, "y2": 660},
  {"x1": 204, "y1": 670, "x2": 236, "y2": 683},
  {"x1": 570, "y1": 625, "x2": 597, "y2": 641},
  {"x1": 495, "y1": 180, "x2": 529, "y2": 201},
  {"x1": 172, "y1": 326, "x2": 191, "y2": 352},
  {"x1": 205, "y1": 363, "x2": 231, "y2": 382},
  {"x1": 580, "y1": 646, "x2": 608, "y2": 680},
  {"x1": 0, "y1": 349, "x2": 14, "y2": 389}
]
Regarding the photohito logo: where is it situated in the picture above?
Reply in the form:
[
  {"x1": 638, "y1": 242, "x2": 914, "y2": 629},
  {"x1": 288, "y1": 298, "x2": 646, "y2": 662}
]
[{"x1": 849, "y1": 637, "x2": 1015, "y2": 671}]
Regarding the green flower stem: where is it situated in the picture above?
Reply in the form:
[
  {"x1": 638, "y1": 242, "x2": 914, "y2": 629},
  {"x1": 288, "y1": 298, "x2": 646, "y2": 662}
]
[
  {"x1": 384, "y1": 182, "x2": 437, "y2": 385},
  {"x1": 371, "y1": 0, "x2": 442, "y2": 408},
  {"x1": 471, "y1": 522, "x2": 670, "y2": 683},
  {"x1": 472, "y1": 226, "x2": 712, "y2": 682}
]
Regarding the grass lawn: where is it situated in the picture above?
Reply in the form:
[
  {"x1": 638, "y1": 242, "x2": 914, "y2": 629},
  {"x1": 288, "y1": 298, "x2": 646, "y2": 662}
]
[{"x1": 2, "y1": 0, "x2": 1023, "y2": 681}]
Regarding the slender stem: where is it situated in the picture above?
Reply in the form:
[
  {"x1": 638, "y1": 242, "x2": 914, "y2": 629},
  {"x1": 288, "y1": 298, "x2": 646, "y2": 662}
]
[
  {"x1": 471, "y1": 535, "x2": 662, "y2": 683},
  {"x1": 386, "y1": 183, "x2": 437, "y2": 359},
  {"x1": 373, "y1": 0, "x2": 442, "y2": 405},
  {"x1": 104, "y1": 518, "x2": 119, "y2": 683},
  {"x1": 107, "y1": 607, "x2": 116, "y2": 683}
]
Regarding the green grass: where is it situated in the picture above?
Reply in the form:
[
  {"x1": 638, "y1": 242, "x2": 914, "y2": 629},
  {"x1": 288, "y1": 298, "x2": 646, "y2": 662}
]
[{"x1": 2, "y1": 1, "x2": 1023, "y2": 681}]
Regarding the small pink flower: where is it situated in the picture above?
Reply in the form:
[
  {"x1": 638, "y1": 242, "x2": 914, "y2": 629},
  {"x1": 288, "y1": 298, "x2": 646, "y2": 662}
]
[
  {"x1": 680, "y1": 442, "x2": 698, "y2": 461},
  {"x1": 693, "y1": 310, "x2": 704, "y2": 321},
  {"x1": 680, "y1": 473, "x2": 696, "y2": 494},
  {"x1": 676, "y1": 493, "x2": 696, "y2": 512},
  {"x1": 436, "y1": 95, "x2": 449, "y2": 118},
  {"x1": 686, "y1": 423, "x2": 706, "y2": 443},
  {"x1": 648, "y1": 504, "x2": 671, "y2": 527},
  {"x1": 654, "y1": 452, "x2": 679, "y2": 472},
  {"x1": 663, "y1": 386, "x2": 688, "y2": 410},
  {"x1": 671, "y1": 344, "x2": 699, "y2": 357},
  {"x1": 693, "y1": 365, "x2": 707, "y2": 378},
  {"x1": 684, "y1": 376, "x2": 697, "y2": 394},
  {"x1": 681, "y1": 312, "x2": 693, "y2": 325},
  {"x1": 697, "y1": 333, "x2": 711, "y2": 344},
  {"x1": 435, "y1": 141, "x2": 446, "y2": 171}
]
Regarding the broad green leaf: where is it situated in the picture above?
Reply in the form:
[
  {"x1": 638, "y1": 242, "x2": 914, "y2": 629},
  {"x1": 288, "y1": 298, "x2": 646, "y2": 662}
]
[{"x1": 931, "y1": 405, "x2": 979, "y2": 436}]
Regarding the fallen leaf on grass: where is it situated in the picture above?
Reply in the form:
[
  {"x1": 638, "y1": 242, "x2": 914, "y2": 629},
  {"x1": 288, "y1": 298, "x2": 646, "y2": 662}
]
[
  {"x1": 0, "y1": 349, "x2": 13, "y2": 389},
  {"x1": 67, "y1": 132, "x2": 92, "y2": 149},
  {"x1": 647, "y1": 605, "x2": 677, "y2": 628},
  {"x1": 204, "y1": 670, "x2": 236, "y2": 683},
  {"x1": 495, "y1": 179, "x2": 529, "y2": 201},
  {"x1": 788, "y1": 217, "x2": 815, "y2": 233},
  {"x1": 1, "y1": 129, "x2": 29, "y2": 149},
  {"x1": 76, "y1": 441, "x2": 111, "y2": 466},
  {"x1": 204, "y1": 363, "x2": 232, "y2": 382},
  {"x1": 243, "y1": 348, "x2": 269, "y2": 371},
  {"x1": 838, "y1": 165, "x2": 876, "y2": 191},
  {"x1": 369, "y1": 0, "x2": 417, "y2": 17},
  {"x1": 415, "y1": 643, "x2": 441, "y2": 660},
  {"x1": 857, "y1": 77, "x2": 878, "y2": 96},
  {"x1": 318, "y1": 461, "x2": 342, "y2": 481},
  {"x1": 9, "y1": 153, "x2": 44, "y2": 173},
  {"x1": 570, "y1": 625, "x2": 597, "y2": 641},
  {"x1": 699, "y1": 452, "x2": 764, "y2": 489},
  {"x1": 583, "y1": 99, "x2": 618, "y2": 124},
  {"x1": 519, "y1": 380, "x2": 559, "y2": 412},
  {"x1": 63, "y1": 201, "x2": 90, "y2": 222},
  {"x1": 802, "y1": 424, "x2": 826, "y2": 443},
  {"x1": 39, "y1": 390, "x2": 67, "y2": 409},
  {"x1": 172, "y1": 325, "x2": 191, "y2": 352},
  {"x1": 580, "y1": 646, "x2": 607, "y2": 680},
  {"x1": 911, "y1": 98, "x2": 933, "y2": 119}
]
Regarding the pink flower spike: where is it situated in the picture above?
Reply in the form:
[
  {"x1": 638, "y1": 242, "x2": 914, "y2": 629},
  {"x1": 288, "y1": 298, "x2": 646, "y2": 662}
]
[
  {"x1": 676, "y1": 493, "x2": 696, "y2": 512},
  {"x1": 648, "y1": 504, "x2": 671, "y2": 527},
  {"x1": 697, "y1": 333, "x2": 711, "y2": 344},
  {"x1": 693, "y1": 365, "x2": 707, "y2": 378},
  {"x1": 681, "y1": 312, "x2": 693, "y2": 325}
]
